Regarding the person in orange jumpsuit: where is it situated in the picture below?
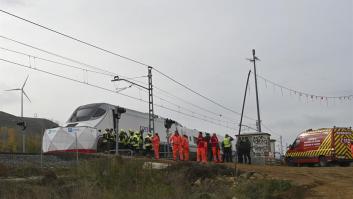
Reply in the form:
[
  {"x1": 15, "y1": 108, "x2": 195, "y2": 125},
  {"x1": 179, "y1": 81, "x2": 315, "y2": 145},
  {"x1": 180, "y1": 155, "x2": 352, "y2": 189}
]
[
  {"x1": 152, "y1": 133, "x2": 160, "y2": 160},
  {"x1": 197, "y1": 132, "x2": 207, "y2": 163},
  {"x1": 211, "y1": 133, "x2": 222, "y2": 163},
  {"x1": 169, "y1": 131, "x2": 183, "y2": 161},
  {"x1": 181, "y1": 134, "x2": 190, "y2": 161},
  {"x1": 351, "y1": 141, "x2": 353, "y2": 157}
]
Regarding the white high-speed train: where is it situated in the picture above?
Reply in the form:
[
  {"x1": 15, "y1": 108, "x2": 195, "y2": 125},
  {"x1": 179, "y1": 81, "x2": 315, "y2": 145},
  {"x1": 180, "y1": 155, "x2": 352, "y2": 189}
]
[{"x1": 42, "y1": 103, "x2": 228, "y2": 155}]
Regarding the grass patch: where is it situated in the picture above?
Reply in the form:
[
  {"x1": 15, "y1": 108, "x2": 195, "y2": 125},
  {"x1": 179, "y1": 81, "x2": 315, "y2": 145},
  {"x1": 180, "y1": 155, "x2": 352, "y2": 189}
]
[
  {"x1": 0, "y1": 158, "x2": 304, "y2": 199},
  {"x1": 234, "y1": 179, "x2": 305, "y2": 199}
]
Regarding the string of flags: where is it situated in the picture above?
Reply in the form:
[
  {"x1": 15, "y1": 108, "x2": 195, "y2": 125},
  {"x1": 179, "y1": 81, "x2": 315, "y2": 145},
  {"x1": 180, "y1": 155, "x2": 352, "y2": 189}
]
[{"x1": 250, "y1": 72, "x2": 353, "y2": 103}]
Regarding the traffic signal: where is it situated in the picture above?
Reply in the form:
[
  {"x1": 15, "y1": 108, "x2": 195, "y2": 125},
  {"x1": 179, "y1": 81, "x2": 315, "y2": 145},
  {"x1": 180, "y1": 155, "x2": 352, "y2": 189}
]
[
  {"x1": 164, "y1": 118, "x2": 175, "y2": 129},
  {"x1": 16, "y1": 121, "x2": 26, "y2": 130},
  {"x1": 113, "y1": 106, "x2": 126, "y2": 119}
]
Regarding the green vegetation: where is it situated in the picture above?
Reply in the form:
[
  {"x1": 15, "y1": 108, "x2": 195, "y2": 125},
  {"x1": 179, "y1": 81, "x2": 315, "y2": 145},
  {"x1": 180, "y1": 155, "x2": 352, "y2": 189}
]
[{"x1": 0, "y1": 157, "x2": 303, "y2": 199}]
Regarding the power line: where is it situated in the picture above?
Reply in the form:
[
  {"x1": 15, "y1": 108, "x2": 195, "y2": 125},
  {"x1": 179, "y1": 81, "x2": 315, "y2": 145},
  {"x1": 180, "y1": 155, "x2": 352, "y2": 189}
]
[
  {"x1": 0, "y1": 36, "x2": 249, "y2": 124},
  {"x1": 0, "y1": 10, "x2": 257, "y2": 120},
  {"x1": 0, "y1": 45, "x2": 239, "y2": 126},
  {"x1": 0, "y1": 35, "x2": 116, "y2": 76},
  {"x1": 253, "y1": 72, "x2": 353, "y2": 100},
  {"x1": 0, "y1": 46, "x2": 114, "y2": 77},
  {"x1": 0, "y1": 9, "x2": 150, "y2": 68},
  {"x1": 121, "y1": 76, "x2": 239, "y2": 123},
  {"x1": 0, "y1": 57, "x2": 237, "y2": 131},
  {"x1": 153, "y1": 68, "x2": 257, "y2": 120}
]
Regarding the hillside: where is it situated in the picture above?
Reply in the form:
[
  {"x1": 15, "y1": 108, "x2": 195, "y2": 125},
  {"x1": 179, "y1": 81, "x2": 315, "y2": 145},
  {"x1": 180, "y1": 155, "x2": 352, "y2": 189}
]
[{"x1": 0, "y1": 111, "x2": 58, "y2": 153}]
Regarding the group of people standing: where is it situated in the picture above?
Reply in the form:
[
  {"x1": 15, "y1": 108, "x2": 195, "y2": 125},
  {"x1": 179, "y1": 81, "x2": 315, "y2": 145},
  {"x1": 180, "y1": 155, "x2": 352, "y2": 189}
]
[
  {"x1": 116, "y1": 129, "x2": 161, "y2": 159},
  {"x1": 169, "y1": 131, "x2": 190, "y2": 161},
  {"x1": 102, "y1": 128, "x2": 252, "y2": 164},
  {"x1": 236, "y1": 137, "x2": 252, "y2": 164},
  {"x1": 169, "y1": 131, "x2": 235, "y2": 163}
]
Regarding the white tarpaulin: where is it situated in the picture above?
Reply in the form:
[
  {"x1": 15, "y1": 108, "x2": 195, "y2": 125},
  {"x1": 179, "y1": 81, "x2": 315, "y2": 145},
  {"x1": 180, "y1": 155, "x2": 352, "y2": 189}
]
[{"x1": 42, "y1": 127, "x2": 99, "y2": 153}]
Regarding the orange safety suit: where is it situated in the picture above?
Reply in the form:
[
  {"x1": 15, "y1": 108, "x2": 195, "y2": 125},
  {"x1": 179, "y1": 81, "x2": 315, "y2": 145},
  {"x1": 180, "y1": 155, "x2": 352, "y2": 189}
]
[
  {"x1": 170, "y1": 133, "x2": 183, "y2": 161},
  {"x1": 211, "y1": 134, "x2": 222, "y2": 163},
  {"x1": 351, "y1": 143, "x2": 353, "y2": 157},
  {"x1": 152, "y1": 134, "x2": 160, "y2": 160},
  {"x1": 197, "y1": 134, "x2": 207, "y2": 163},
  {"x1": 181, "y1": 135, "x2": 189, "y2": 161}
]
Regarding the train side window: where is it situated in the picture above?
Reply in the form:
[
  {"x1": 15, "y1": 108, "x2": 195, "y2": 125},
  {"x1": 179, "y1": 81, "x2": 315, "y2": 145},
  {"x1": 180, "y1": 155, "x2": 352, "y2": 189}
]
[{"x1": 93, "y1": 108, "x2": 106, "y2": 118}]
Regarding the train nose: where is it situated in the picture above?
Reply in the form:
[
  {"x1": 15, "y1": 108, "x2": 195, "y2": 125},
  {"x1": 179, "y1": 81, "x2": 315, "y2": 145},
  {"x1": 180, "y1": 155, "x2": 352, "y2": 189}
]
[{"x1": 42, "y1": 126, "x2": 99, "y2": 153}]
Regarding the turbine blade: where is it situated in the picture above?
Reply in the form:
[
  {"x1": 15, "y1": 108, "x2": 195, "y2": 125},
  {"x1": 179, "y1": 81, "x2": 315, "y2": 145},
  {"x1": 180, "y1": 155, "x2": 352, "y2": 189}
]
[
  {"x1": 5, "y1": 88, "x2": 21, "y2": 91},
  {"x1": 22, "y1": 75, "x2": 29, "y2": 89},
  {"x1": 23, "y1": 90, "x2": 31, "y2": 102}
]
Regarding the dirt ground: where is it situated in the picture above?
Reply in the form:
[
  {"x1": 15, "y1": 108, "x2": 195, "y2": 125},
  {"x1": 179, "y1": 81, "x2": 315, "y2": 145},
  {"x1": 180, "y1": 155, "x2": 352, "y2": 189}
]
[{"x1": 232, "y1": 163, "x2": 353, "y2": 199}]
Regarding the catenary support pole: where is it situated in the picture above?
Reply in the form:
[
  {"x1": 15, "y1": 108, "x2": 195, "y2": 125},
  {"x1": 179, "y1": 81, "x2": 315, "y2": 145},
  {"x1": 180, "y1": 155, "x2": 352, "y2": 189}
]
[
  {"x1": 252, "y1": 49, "x2": 262, "y2": 132},
  {"x1": 148, "y1": 66, "x2": 155, "y2": 134},
  {"x1": 238, "y1": 70, "x2": 251, "y2": 136}
]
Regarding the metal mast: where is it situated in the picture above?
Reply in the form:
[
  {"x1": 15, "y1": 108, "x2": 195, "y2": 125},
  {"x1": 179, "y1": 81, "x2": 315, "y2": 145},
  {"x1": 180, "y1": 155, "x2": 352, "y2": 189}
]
[
  {"x1": 111, "y1": 67, "x2": 155, "y2": 134},
  {"x1": 238, "y1": 70, "x2": 251, "y2": 135},
  {"x1": 251, "y1": 49, "x2": 262, "y2": 132},
  {"x1": 148, "y1": 66, "x2": 155, "y2": 134}
]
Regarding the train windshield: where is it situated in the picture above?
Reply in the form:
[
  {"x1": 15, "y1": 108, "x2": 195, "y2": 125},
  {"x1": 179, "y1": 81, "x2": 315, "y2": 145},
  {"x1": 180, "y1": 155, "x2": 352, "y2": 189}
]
[{"x1": 68, "y1": 104, "x2": 106, "y2": 122}]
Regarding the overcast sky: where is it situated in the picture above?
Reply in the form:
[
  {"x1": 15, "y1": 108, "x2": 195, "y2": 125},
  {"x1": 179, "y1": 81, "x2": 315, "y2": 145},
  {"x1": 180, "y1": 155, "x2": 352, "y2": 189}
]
[{"x1": 0, "y1": 0, "x2": 352, "y2": 149}]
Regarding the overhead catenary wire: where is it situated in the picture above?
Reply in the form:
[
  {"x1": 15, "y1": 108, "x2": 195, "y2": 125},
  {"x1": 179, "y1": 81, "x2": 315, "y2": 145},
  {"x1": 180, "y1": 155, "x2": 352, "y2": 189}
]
[
  {"x1": 0, "y1": 58, "x2": 238, "y2": 132},
  {"x1": 153, "y1": 68, "x2": 256, "y2": 121},
  {"x1": 0, "y1": 35, "x2": 114, "y2": 76},
  {"x1": 0, "y1": 38, "x2": 246, "y2": 124},
  {"x1": 0, "y1": 9, "x2": 150, "y2": 68},
  {"x1": 0, "y1": 45, "x2": 239, "y2": 126},
  {"x1": 0, "y1": 46, "x2": 114, "y2": 77},
  {"x1": 0, "y1": 10, "x2": 257, "y2": 120}
]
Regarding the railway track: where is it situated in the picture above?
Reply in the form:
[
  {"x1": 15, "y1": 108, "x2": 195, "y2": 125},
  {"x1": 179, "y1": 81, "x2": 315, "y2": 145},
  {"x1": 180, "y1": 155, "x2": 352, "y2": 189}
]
[{"x1": 0, "y1": 152, "x2": 82, "y2": 168}]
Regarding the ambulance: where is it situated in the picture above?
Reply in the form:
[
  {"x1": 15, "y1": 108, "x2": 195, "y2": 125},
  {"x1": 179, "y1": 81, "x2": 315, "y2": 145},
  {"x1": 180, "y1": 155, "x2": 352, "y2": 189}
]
[{"x1": 285, "y1": 127, "x2": 353, "y2": 166}]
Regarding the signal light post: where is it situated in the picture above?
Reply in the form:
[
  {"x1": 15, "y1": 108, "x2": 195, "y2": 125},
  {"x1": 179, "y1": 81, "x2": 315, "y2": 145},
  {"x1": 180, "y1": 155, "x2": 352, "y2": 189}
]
[
  {"x1": 164, "y1": 118, "x2": 175, "y2": 159},
  {"x1": 113, "y1": 107, "x2": 126, "y2": 155}
]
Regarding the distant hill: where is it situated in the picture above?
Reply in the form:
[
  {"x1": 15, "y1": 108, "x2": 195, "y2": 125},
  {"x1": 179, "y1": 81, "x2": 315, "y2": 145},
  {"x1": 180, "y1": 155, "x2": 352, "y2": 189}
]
[
  {"x1": 0, "y1": 111, "x2": 58, "y2": 134},
  {"x1": 0, "y1": 111, "x2": 59, "y2": 153}
]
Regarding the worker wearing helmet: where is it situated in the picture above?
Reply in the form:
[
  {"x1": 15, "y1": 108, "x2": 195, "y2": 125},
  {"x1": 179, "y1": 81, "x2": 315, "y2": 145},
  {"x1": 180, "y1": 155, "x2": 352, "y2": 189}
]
[
  {"x1": 131, "y1": 131, "x2": 140, "y2": 155},
  {"x1": 138, "y1": 130, "x2": 144, "y2": 151},
  {"x1": 152, "y1": 133, "x2": 160, "y2": 160},
  {"x1": 197, "y1": 132, "x2": 207, "y2": 163},
  {"x1": 181, "y1": 134, "x2": 190, "y2": 161},
  {"x1": 144, "y1": 132, "x2": 153, "y2": 157},
  {"x1": 169, "y1": 130, "x2": 183, "y2": 161},
  {"x1": 211, "y1": 133, "x2": 222, "y2": 163},
  {"x1": 119, "y1": 129, "x2": 128, "y2": 149},
  {"x1": 127, "y1": 130, "x2": 135, "y2": 150}
]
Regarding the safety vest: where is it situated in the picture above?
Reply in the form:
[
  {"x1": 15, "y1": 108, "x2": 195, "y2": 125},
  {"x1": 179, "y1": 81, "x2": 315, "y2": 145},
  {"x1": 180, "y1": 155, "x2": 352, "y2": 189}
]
[
  {"x1": 119, "y1": 132, "x2": 127, "y2": 144},
  {"x1": 131, "y1": 134, "x2": 140, "y2": 147},
  {"x1": 223, "y1": 137, "x2": 231, "y2": 148}
]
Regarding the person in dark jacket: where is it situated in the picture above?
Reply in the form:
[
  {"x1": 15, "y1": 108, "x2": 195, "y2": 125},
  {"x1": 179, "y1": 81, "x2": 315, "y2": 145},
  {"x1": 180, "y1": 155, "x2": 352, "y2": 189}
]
[
  {"x1": 204, "y1": 133, "x2": 212, "y2": 161},
  {"x1": 236, "y1": 138, "x2": 243, "y2": 163},
  {"x1": 243, "y1": 137, "x2": 252, "y2": 164}
]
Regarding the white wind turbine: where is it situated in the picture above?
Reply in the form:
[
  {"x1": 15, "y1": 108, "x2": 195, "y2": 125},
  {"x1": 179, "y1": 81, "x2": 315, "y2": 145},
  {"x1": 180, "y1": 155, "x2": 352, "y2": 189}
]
[
  {"x1": 5, "y1": 75, "x2": 31, "y2": 118},
  {"x1": 5, "y1": 75, "x2": 31, "y2": 153}
]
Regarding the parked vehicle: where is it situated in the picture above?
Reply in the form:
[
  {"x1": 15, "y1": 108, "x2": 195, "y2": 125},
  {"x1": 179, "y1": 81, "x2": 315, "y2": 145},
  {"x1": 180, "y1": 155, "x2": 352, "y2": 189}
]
[{"x1": 285, "y1": 127, "x2": 353, "y2": 166}]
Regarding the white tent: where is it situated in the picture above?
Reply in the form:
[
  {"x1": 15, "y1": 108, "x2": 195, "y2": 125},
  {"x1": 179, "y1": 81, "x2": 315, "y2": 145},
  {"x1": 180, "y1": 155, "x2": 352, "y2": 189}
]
[{"x1": 42, "y1": 127, "x2": 99, "y2": 153}]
